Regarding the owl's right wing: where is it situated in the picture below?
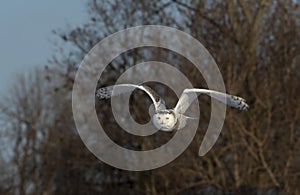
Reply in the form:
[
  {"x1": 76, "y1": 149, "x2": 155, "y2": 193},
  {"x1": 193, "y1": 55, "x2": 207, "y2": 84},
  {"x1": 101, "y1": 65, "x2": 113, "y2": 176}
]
[
  {"x1": 96, "y1": 84, "x2": 166, "y2": 111},
  {"x1": 174, "y1": 88, "x2": 249, "y2": 114}
]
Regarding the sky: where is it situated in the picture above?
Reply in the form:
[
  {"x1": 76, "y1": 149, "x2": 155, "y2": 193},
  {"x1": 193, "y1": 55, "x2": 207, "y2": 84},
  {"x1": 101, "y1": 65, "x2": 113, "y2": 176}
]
[{"x1": 0, "y1": 0, "x2": 88, "y2": 95}]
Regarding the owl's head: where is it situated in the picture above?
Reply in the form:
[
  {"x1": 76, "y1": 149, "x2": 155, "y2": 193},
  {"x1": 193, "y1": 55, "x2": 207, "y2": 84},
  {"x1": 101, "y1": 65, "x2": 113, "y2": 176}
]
[{"x1": 152, "y1": 110, "x2": 177, "y2": 131}]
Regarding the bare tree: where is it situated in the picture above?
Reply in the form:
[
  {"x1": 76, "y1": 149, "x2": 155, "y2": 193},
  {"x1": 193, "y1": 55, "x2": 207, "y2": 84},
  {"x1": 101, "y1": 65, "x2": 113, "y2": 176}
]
[{"x1": 1, "y1": 0, "x2": 299, "y2": 194}]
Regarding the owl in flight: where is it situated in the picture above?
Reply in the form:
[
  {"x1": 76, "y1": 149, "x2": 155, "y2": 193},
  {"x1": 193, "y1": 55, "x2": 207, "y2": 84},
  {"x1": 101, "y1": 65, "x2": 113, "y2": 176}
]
[{"x1": 96, "y1": 84, "x2": 249, "y2": 132}]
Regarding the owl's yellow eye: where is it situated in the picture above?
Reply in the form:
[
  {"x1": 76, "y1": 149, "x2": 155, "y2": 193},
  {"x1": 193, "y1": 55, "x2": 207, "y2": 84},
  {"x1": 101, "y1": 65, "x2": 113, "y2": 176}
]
[
  {"x1": 157, "y1": 117, "x2": 161, "y2": 120},
  {"x1": 166, "y1": 117, "x2": 169, "y2": 120}
]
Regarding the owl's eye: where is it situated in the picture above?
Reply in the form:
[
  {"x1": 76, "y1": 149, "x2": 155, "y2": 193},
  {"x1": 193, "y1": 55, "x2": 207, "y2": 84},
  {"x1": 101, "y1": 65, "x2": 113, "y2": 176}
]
[
  {"x1": 166, "y1": 117, "x2": 169, "y2": 120},
  {"x1": 157, "y1": 117, "x2": 161, "y2": 120}
]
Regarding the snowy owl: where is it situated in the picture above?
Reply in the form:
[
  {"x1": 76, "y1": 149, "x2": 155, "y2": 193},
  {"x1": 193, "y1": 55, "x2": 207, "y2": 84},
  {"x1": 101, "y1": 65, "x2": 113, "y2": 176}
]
[{"x1": 96, "y1": 84, "x2": 249, "y2": 132}]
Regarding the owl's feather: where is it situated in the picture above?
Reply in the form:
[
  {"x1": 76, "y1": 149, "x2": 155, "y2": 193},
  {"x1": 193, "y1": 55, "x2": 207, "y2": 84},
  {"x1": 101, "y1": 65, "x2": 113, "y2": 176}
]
[
  {"x1": 174, "y1": 88, "x2": 249, "y2": 114},
  {"x1": 96, "y1": 84, "x2": 166, "y2": 111}
]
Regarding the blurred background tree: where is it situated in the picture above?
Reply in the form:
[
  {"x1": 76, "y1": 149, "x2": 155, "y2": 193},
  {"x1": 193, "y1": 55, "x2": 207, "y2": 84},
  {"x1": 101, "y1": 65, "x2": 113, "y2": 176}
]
[{"x1": 0, "y1": 0, "x2": 299, "y2": 194}]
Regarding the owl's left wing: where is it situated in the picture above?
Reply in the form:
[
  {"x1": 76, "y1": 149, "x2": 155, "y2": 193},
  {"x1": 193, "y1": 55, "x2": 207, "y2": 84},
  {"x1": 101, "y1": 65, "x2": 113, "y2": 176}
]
[
  {"x1": 174, "y1": 88, "x2": 249, "y2": 114},
  {"x1": 96, "y1": 84, "x2": 166, "y2": 111}
]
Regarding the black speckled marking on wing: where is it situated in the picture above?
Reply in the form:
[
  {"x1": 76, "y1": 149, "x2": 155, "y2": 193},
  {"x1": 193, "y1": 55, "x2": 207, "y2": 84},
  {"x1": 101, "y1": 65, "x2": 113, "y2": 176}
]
[
  {"x1": 231, "y1": 95, "x2": 249, "y2": 110},
  {"x1": 96, "y1": 87, "x2": 112, "y2": 99}
]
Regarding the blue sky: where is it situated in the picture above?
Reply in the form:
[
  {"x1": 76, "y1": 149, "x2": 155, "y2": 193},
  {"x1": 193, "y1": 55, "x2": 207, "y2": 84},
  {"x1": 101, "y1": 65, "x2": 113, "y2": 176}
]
[{"x1": 0, "y1": 0, "x2": 88, "y2": 95}]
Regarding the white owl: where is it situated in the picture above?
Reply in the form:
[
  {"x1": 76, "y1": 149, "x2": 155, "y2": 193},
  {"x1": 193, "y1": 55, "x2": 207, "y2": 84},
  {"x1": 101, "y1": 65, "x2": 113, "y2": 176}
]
[{"x1": 96, "y1": 84, "x2": 249, "y2": 132}]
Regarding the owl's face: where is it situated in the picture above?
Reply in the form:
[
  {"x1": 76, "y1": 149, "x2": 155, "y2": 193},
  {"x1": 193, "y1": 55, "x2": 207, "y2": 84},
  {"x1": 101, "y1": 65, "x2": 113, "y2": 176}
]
[{"x1": 152, "y1": 110, "x2": 177, "y2": 131}]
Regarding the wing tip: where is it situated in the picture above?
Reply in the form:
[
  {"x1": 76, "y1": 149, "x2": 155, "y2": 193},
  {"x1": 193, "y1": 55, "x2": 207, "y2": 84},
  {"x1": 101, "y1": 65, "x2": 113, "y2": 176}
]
[
  {"x1": 240, "y1": 103, "x2": 249, "y2": 111},
  {"x1": 237, "y1": 100, "x2": 249, "y2": 111},
  {"x1": 230, "y1": 95, "x2": 249, "y2": 111},
  {"x1": 96, "y1": 88, "x2": 111, "y2": 99}
]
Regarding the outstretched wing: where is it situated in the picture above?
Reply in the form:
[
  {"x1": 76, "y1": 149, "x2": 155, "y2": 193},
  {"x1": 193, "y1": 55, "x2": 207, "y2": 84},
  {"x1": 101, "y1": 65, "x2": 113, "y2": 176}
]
[
  {"x1": 96, "y1": 84, "x2": 166, "y2": 111},
  {"x1": 174, "y1": 88, "x2": 249, "y2": 114}
]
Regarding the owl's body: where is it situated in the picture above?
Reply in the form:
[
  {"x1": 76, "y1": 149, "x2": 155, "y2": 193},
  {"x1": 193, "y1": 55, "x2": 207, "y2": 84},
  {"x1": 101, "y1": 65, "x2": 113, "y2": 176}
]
[{"x1": 96, "y1": 84, "x2": 249, "y2": 131}]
